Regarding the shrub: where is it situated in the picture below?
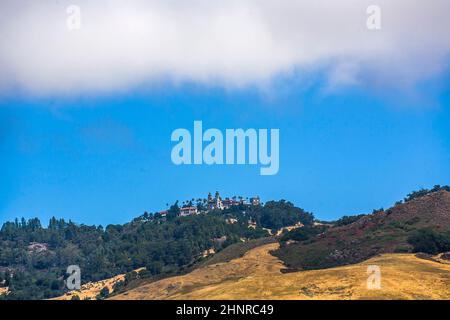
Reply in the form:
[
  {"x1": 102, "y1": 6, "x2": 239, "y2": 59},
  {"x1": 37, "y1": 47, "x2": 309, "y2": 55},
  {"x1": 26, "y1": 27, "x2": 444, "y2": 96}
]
[
  {"x1": 280, "y1": 226, "x2": 327, "y2": 243},
  {"x1": 96, "y1": 287, "x2": 110, "y2": 300},
  {"x1": 407, "y1": 229, "x2": 450, "y2": 254},
  {"x1": 332, "y1": 214, "x2": 366, "y2": 227}
]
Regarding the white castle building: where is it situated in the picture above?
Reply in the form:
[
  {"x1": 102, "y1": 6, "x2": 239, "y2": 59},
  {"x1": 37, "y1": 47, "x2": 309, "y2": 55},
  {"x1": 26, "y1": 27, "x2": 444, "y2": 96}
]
[
  {"x1": 207, "y1": 191, "x2": 260, "y2": 211},
  {"x1": 176, "y1": 192, "x2": 261, "y2": 217}
]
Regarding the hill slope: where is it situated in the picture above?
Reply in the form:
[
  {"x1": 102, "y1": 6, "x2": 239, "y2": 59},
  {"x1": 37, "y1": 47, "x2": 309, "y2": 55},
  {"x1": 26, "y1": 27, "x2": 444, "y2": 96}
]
[
  {"x1": 111, "y1": 243, "x2": 450, "y2": 300},
  {"x1": 274, "y1": 190, "x2": 450, "y2": 270}
]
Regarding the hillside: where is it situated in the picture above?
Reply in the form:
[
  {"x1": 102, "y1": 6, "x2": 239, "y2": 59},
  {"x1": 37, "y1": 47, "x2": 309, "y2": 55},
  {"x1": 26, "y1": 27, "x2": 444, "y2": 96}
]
[
  {"x1": 0, "y1": 200, "x2": 312, "y2": 300},
  {"x1": 274, "y1": 190, "x2": 450, "y2": 270},
  {"x1": 112, "y1": 189, "x2": 450, "y2": 299},
  {"x1": 111, "y1": 243, "x2": 450, "y2": 300},
  {"x1": 52, "y1": 239, "x2": 277, "y2": 300}
]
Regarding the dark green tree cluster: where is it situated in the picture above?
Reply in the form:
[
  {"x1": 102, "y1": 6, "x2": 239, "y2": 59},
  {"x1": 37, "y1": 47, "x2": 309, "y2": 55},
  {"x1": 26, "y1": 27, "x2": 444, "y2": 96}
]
[
  {"x1": 248, "y1": 200, "x2": 314, "y2": 230},
  {"x1": 407, "y1": 229, "x2": 450, "y2": 254},
  {"x1": 279, "y1": 225, "x2": 327, "y2": 243}
]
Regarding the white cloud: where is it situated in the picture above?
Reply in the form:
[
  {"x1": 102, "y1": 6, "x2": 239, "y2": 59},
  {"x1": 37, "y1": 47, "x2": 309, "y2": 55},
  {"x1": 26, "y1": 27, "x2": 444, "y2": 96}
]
[{"x1": 0, "y1": 0, "x2": 449, "y2": 96}]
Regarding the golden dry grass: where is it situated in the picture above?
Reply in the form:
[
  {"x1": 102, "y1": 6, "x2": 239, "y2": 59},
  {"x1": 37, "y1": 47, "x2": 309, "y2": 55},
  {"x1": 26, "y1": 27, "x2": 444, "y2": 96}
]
[
  {"x1": 54, "y1": 274, "x2": 125, "y2": 300},
  {"x1": 54, "y1": 268, "x2": 144, "y2": 300},
  {"x1": 111, "y1": 243, "x2": 450, "y2": 300},
  {"x1": 0, "y1": 287, "x2": 9, "y2": 296}
]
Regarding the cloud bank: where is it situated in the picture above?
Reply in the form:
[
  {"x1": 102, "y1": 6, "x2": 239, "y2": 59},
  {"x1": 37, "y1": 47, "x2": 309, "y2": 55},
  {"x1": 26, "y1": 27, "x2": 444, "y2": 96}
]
[{"x1": 0, "y1": 0, "x2": 449, "y2": 96}]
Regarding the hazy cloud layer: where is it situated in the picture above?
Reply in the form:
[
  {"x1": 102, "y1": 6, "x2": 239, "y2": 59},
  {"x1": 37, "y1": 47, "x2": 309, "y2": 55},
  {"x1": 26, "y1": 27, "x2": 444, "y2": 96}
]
[{"x1": 0, "y1": 0, "x2": 449, "y2": 96}]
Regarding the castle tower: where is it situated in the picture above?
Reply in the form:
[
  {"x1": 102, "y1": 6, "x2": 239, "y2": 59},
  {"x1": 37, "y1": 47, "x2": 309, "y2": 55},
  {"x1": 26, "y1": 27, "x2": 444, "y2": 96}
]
[
  {"x1": 214, "y1": 191, "x2": 223, "y2": 210},
  {"x1": 250, "y1": 196, "x2": 260, "y2": 206},
  {"x1": 207, "y1": 191, "x2": 224, "y2": 210}
]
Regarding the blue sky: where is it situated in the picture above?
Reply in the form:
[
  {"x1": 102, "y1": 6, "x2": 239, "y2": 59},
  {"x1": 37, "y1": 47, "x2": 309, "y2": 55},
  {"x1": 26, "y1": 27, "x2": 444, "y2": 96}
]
[
  {"x1": 1, "y1": 1, "x2": 450, "y2": 225},
  {"x1": 1, "y1": 77, "x2": 450, "y2": 225}
]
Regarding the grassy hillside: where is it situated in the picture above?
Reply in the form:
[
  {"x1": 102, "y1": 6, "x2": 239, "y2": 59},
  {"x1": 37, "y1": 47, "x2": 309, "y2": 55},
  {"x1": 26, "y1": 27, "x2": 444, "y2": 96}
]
[
  {"x1": 273, "y1": 190, "x2": 450, "y2": 271},
  {"x1": 195, "y1": 237, "x2": 276, "y2": 268},
  {"x1": 111, "y1": 243, "x2": 450, "y2": 300}
]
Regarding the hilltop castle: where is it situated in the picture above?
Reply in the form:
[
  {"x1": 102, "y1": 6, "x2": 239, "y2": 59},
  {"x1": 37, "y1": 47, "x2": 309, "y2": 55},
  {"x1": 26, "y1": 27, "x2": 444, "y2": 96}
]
[
  {"x1": 207, "y1": 191, "x2": 260, "y2": 210},
  {"x1": 161, "y1": 192, "x2": 261, "y2": 218}
]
